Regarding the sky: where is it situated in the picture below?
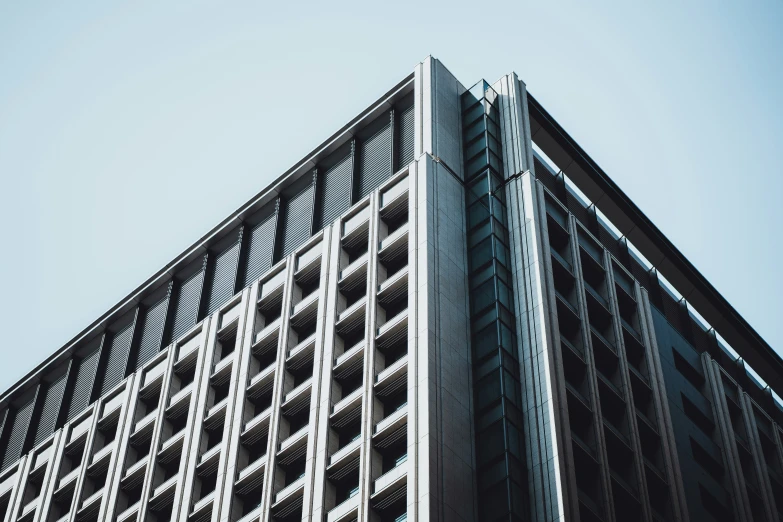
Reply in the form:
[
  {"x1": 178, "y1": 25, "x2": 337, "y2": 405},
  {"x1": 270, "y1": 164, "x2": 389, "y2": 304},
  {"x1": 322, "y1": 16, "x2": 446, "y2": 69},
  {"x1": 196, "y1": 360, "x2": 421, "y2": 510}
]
[{"x1": 0, "y1": 0, "x2": 781, "y2": 392}]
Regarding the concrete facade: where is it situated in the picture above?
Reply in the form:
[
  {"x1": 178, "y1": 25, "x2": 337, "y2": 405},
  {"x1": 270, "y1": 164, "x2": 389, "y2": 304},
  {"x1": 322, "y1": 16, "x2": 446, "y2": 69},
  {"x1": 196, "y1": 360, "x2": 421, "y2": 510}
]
[{"x1": 0, "y1": 57, "x2": 781, "y2": 522}]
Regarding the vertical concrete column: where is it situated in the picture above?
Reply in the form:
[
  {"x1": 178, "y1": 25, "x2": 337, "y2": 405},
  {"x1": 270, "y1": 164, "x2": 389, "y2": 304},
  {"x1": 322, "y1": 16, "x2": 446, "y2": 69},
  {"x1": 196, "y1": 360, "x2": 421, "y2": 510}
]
[
  {"x1": 493, "y1": 73, "x2": 533, "y2": 175},
  {"x1": 258, "y1": 260, "x2": 295, "y2": 522},
  {"x1": 204, "y1": 291, "x2": 251, "y2": 522},
  {"x1": 603, "y1": 268, "x2": 652, "y2": 522},
  {"x1": 701, "y1": 355, "x2": 751, "y2": 522},
  {"x1": 99, "y1": 375, "x2": 139, "y2": 521},
  {"x1": 406, "y1": 162, "x2": 420, "y2": 522},
  {"x1": 217, "y1": 284, "x2": 260, "y2": 522},
  {"x1": 33, "y1": 431, "x2": 65, "y2": 522},
  {"x1": 65, "y1": 403, "x2": 100, "y2": 519},
  {"x1": 566, "y1": 218, "x2": 616, "y2": 522},
  {"x1": 171, "y1": 318, "x2": 217, "y2": 521},
  {"x1": 299, "y1": 229, "x2": 335, "y2": 522},
  {"x1": 533, "y1": 187, "x2": 581, "y2": 522},
  {"x1": 310, "y1": 224, "x2": 342, "y2": 522},
  {"x1": 739, "y1": 393, "x2": 778, "y2": 521},
  {"x1": 358, "y1": 192, "x2": 381, "y2": 522},
  {"x1": 4, "y1": 455, "x2": 30, "y2": 522},
  {"x1": 135, "y1": 347, "x2": 179, "y2": 522},
  {"x1": 506, "y1": 168, "x2": 567, "y2": 522},
  {"x1": 413, "y1": 56, "x2": 474, "y2": 522},
  {"x1": 415, "y1": 154, "x2": 475, "y2": 522},
  {"x1": 637, "y1": 289, "x2": 689, "y2": 522}
]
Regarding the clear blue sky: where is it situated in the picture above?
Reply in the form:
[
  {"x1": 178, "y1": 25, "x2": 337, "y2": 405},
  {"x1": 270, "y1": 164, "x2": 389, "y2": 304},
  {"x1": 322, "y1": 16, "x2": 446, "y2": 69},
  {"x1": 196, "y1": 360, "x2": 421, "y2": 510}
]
[{"x1": 1, "y1": 1, "x2": 781, "y2": 391}]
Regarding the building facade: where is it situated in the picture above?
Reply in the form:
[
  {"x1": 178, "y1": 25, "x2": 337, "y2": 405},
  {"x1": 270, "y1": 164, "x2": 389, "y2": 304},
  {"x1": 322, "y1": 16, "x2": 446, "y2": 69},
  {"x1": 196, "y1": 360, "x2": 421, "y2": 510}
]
[{"x1": 0, "y1": 57, "x2": 781, "y2": 522}]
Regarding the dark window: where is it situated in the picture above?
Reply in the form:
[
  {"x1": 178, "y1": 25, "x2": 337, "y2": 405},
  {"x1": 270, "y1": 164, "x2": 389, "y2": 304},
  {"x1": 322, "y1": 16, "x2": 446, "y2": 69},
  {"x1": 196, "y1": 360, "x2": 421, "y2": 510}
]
[
  {"x1": 397, "y1": 102, "x2": 415, "y2": 169},
  {"x1": 134, "y1": 295, "x2": 169, "y2": 370},
  {"x1": 67, "y1": 343, "x2": 102, "y2": 421},
  {"x1": 205, "y1": 238, "x2": 241, "y2": 316},
  {"x1": 242, "y1": 208, "x2": 277, "y2": 288},
  {"x1": 1, "y1": 394, "x2": 36, "y2": 470},
  {"x1": 34, "y1": 370, "x2": 68, "y2": 445},
  {"x1": 278, "y1": 178, "x2": 315, "y2": 260},
  {"x1": 316, "y1": 150, "x2": 353, "y2": 230},
  {"x1": 99, "y1": 319, "x2": 135, "y2": 395},
  {"x1": 169, "y1": 264, "x2": 205, "y2": 342},
  {"x1": 357, "y1": 116, "x2": 392, "y2": 199}
]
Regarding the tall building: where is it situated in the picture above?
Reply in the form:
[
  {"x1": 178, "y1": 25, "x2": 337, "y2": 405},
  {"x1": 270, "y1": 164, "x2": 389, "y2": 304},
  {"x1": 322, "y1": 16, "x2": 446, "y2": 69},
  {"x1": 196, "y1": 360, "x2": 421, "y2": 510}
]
[{"x1": 0, "y1": 56, "x2": 780, "y2": 522}]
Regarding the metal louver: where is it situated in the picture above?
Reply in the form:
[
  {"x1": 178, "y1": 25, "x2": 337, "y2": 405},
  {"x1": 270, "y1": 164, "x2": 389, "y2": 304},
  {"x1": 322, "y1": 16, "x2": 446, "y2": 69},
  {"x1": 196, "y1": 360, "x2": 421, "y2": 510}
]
[
  {"x1": 397, "y1": 104, "x2": 415, "y2": 168},
  {"x1": 34, "y1": 371, "x2": 69, "y2": 445},
  {"x1": 170, "y1": 266, "x2": 205, "y2": 342},
  {"x1": 100, "y1": 320, "x2": 135, "y2": 395},
  {"x1": 357, "y1": 117, "x2": 392, "y2": 199},
  {"x1": 279, "y1": 181, "x2": 314, "y2": 260},
  {"x1": 243, "y1": 211, "x2": 277, "y2": 288},
  {"x1": 135, "y1": 296, "x2": 169, "y2": 370},
  {"x1": 206, "y1": 239, "x2": 241, "y2": 315},
  {"x1": 317, "y1": 153, "x2": 353, "y2": 230},
  {"x1": 68, "y1": 344, "x2": 102, "y2": 421},
  {"x1": 2, "y1": 394, "x2": 37, "y2": 470}
]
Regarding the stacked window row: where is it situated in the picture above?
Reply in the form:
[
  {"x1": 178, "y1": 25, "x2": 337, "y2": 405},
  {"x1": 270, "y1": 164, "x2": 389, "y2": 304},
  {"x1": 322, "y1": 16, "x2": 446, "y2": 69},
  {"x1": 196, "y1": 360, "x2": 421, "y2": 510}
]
[
  {"x1": 534, "y1": 152, "x2": 783, "y2": 429},
  {"x1": 0, "y1": 170, "x2": 413, "y2": 522},
  {"x1": 543, "y1": 191, "x2": 673, "y2": 522},
  {"x1": 461, "y1": 82, "x2": 527, "y2": 522},
  {"x1": 0, "y1": 96, "x2": 416, "y2": 472}
]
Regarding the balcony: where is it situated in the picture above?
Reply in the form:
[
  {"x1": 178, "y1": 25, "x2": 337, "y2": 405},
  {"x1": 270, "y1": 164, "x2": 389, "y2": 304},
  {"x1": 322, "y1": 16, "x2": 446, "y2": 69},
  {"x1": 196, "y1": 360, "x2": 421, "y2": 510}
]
[
  {"x1": 236, "y1": 454, "x2": 267, "y2": 488},
  {"x1": 88, "y1": 441, "x2": 116, "y2": 473},
  {"x1": 372, "y1": 458, "x2": 408, "y2": 498},
  {"x1": 177, "y1": 334, "x2": 201, "y2": 364},
  {"x1": 116, "y1": 501, "x2": 140, "y2": 522},
  {"x1": 331, "y1": 387, "x2": 363, "y2": 420},
  {"x1": 290, "y1": 291, "x2": 319, "y2": 328},
  {"x1": 381, "y1": 175, "x2": 408, "y2": 206},
  {"x1": 343, "y1": 206, "x2": 371, "y2": 239},
  {"x1": 379, "y1": 223, "x2": 409, "y2": 257},
  {"x1": 133, "y1": 408, "x2": 158, "y2": 435},
  {"x1": 273, "y1": 474, "x2": 305, "y2": 506},
  {"x1": 158, "y1": 429, "x2": 186, "y2": 461},
  {"x1": 288, "y1": 333, "x2": 316, "y2": 364},
  {"x1": 339, "y1": 252, "x2": 369, "y2": 287},
  {"x1": 327, "y1": 493, "x2": 360, "y2": 522},
  {"x1": 282, "y1": 377, "x2": 312, "y2": 406},
  {"x1": 334, "y1": 340, "x2": 365, "y2": 370},
  {"x1": 220, "y1": 301, "x2": 242, "y2": 330},
  {"x1": 79, "y1": 487, "x2": 104, "y2": 516},
  {"x1": 21, "y1": 496, "x2": 39, "y2": 519},
  {"x1": 279, "y1": 425, "x2": 309, "y2": 456},
  {"x1": 204, "y1": 397, "x2": 229, "y2": 426},
  {"x1": 242, "y1": 406, "x2": 272, "y2": 438},
  {"x1": 254, "y1": 317, "x2": 281, "y2": 347},
  {"x1": 296, "y1": 242, "x2": 323, "y2": 279},
  {"x1": 259, "y1": 270, "x2": 286, "y2": 305},
  {"x1": 376, "y1": 310, "x2": 408, "y2": 350},
  {"x1": 149, "y1": 475, "x2": 178, "y2": 507},
  {"x1": 197, "y1": 443, "x2": 222, "y2": 474},
  {"x1": 212, "y1": 354, "x2": 234, "y2": 381},
  {"x1": 247, "y1": 362, "x2": 276, "y2": 396},
  {"x1": 167, "y1": 382, "x2": 195, "y2": 415},
  {"x1": 375, "y1": 406, "x2": 407, "y2": 440},
  {"x1": 57, "y1": 466, "x2": 80, "y2": 491},
  {"x1": 190, "y1": 490, "x2": 215, "y2": 520},
  {"x1": 122, "y1": 456, "x2": 149, "y2": 487},
  {"x1": 337, "y1": 297, "x2": 367, "y2": 327},
  {"x1": 378, "y1": 267, "x2": 408, "y2": 303},
  {"x1": 584, "y1": 282, "x2": 609, "y2": 310},
  {"x1": 376, "y1": 356, "x2": 407, "y2": 391},
  {"x1": 236, "y1": 505, "x2": 265, "y2": 522},
  {"x1": 328, "y1": 437, "x2": 362, "y2": 468}
]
